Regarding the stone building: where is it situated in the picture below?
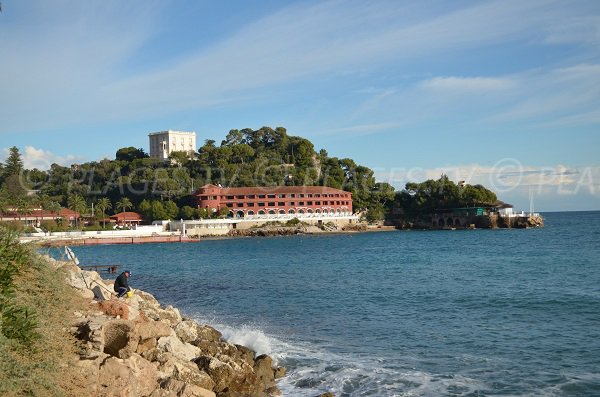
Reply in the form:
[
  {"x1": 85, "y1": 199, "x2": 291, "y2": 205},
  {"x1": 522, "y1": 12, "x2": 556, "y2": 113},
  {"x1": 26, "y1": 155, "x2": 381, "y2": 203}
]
[{"x1": 148, "y1": 130, "x2": 196, "y2": 161}]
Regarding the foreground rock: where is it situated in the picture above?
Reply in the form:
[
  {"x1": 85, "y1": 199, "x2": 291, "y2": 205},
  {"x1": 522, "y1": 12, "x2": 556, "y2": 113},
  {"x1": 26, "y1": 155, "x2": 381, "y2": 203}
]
[{"x1": 56, "y1": 258, "x2": 285, "y2": 397}]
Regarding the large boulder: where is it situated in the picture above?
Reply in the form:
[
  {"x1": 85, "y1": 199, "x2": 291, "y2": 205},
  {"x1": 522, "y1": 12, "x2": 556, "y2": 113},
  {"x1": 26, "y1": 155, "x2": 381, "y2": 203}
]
[
  {"x1": 157, "y1": 335, "x2": 201, "y2": 362},
  {"x1": 98, "y1": 354, "x2": 160, "y2": 397},
  {"x1": 102, "y1": 320, "x2": 138, "y2": 359},
  {"x1": 159, "y1": 356, "x2": 215, "y2": 390},
  {"x1": 137, "y1": 320, "x2": 174, "y2": 341},
  {"x1": 193, "y1": 355, "x2": 261, "y2": 397}
]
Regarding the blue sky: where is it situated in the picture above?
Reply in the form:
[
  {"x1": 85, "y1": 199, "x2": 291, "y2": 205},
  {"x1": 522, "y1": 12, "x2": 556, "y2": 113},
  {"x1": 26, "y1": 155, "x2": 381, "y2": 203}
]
[{"x1": 1, "y1": 0, "x2": 599, "y2": 211}]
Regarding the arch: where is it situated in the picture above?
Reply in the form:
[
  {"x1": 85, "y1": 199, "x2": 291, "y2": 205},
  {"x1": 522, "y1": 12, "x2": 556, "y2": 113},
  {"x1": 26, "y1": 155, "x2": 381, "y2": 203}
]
[
  {"x1": 227, "y1": 211, "x2": 234, "y2": 218},
  {"x1": 329, "y1": 209, "x2": 335, "y2": 214},
  {"x1": 307, "y1": 208, "x2": 314, "y2": 214},
  {"x1": 288, "y1": 209, "x2": 296, "y2": 214},
  {"x1": 315, "y1": 209, "x2": 322, "y2": 214},
  {"x1": 268, "y1": 209, "x2": 276, "y2": 215},
  {"x1": 247, "y1": 210, "x2": 255, "y2": 216},
  {"x1": 298, "y1": 209, "x2": 305, "y2": 214},
  {"x1": 258, "y1": 210, "x2": 266, "y2": 216},
  {"x1": 278, "y1": 209, "x2": 286, "y2": 215},
  {"x1": 236, "y1": 210, "x2": 244, "y2": 219},
  {"x1": 438, "y1": 218, "x2": 445, "y2": 227},
  {"x1": 336, "y1": 209, "x2": 341, "y2": 215},
  {"x1": 447, "y1": 217, "x2": 453, "y2": 226},
  {"x1": 454, "y1": 218, "x2": 462, "y2": 227}
]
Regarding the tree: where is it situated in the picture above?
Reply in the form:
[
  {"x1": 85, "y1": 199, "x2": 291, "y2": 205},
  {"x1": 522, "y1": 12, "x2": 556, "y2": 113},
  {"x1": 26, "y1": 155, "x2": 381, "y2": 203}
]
[
  {"x1": 115, "y1": 147, "x2": 148, "y2": 163},
  {"x1": 164, "y1": 200, "x2": 179, "y2": 219},
  {"x1": 96, "y1": 197, "x2": 112, "y2": 228},
  {"x1": 3, "y1": 146, "x2": 23, "y2": 177},
  {"x1": 180, "y1": 205, "x2": 196, "y2": 220},
  {"x1": 67, "y1": 194, "x2": 86, "y2": 229},
  {"x1": 116, "y1": 197, "x2": 133, "y2": 213}
]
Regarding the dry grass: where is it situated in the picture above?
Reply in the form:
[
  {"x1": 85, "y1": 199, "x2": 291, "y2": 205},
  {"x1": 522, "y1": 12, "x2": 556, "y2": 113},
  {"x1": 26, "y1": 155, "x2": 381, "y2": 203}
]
[{"x1": 0, "y1": 245, "x2": 90, "y2": 396}]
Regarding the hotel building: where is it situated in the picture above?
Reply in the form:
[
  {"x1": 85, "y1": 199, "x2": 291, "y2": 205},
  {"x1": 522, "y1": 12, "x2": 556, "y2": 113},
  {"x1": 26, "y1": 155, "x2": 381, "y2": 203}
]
[
  {"x1": 195, "y1": 184, "x2": 353, "y2": 218},
  {"x1": 149, "y1": 130, "x2": 197, "y2": 161}
]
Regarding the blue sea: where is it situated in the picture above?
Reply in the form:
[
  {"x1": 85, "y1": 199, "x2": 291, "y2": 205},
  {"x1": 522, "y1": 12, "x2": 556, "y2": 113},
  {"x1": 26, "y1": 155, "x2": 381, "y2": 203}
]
[{"x1": 67, "y1": 211, "x2": 600, "y2": 396}]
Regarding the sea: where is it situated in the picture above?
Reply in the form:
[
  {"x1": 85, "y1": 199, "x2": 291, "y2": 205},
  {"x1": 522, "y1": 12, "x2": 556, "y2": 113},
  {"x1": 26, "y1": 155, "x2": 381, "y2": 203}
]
[{"x1": 65, "y1": 211, "x2": 600, "y2": 396}]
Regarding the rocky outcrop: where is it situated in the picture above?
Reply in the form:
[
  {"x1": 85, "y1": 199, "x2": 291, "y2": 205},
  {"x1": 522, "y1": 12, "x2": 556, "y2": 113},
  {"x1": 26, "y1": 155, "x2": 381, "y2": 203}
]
[{"x1": 59, "y1": 260, "x2": 285, "y2": 397}]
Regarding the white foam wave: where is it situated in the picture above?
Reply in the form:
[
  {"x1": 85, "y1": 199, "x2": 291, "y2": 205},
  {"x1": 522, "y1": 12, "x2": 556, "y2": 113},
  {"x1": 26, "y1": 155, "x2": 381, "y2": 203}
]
[{"x1": 188, "y1": 314, "x2": 493, "y2": 396}]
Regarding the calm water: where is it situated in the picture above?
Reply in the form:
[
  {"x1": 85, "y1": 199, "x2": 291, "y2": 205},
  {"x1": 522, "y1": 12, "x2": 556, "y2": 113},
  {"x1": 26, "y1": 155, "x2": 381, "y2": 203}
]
[{"x1": 68, "y1": 212, "x2": 600, "y2": 396}]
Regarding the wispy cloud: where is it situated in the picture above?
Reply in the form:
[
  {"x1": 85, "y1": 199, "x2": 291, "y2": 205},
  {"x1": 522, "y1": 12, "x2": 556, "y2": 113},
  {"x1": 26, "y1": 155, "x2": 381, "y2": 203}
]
[
  {"x1": 2, "y1": 0, "x2": 595, "y2": 134},
  {"x1": 421, "y1": 76, "x2": 515, "y2": 92}
]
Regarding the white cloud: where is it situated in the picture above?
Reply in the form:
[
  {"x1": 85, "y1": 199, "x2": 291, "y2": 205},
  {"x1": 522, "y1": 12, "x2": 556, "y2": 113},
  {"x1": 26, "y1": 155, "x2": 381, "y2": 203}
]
[{"x1": 14, "y1": 146, "x2": 86, "y2": 170}]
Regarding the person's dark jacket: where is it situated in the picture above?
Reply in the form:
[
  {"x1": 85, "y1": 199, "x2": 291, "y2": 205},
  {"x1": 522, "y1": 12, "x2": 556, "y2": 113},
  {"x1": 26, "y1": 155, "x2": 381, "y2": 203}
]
[{"x1": 114, "y1": 272, "x2": 130, "y2": 292}]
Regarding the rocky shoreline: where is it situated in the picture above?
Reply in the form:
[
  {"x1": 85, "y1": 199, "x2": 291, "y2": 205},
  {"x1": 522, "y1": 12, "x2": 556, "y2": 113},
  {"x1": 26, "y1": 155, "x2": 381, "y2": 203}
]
[{"x1": 49, "y1": 255, "x2": 289, "y2": 397}]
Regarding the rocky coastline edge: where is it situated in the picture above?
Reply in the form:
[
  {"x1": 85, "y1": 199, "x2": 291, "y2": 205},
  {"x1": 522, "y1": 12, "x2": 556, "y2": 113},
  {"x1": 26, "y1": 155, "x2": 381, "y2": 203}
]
[{"x1": 44, "y1": 254, "x2": 318, "y2": 397}]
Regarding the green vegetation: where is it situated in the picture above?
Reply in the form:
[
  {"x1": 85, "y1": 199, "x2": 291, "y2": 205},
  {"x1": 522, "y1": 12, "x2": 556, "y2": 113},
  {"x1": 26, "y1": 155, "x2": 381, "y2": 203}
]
[
  {"x1": 392, "y1": 175, "x2": 498, "y2": 220},
  {"x1": 0, "y1": 227, "x2": 87, "y2": 395},
  {"x1": 0, "y1": 127, "x2": 395, "y2": 223},
  {"x1": 1, "y1": 129, "x2": 505, "y2": 227}
]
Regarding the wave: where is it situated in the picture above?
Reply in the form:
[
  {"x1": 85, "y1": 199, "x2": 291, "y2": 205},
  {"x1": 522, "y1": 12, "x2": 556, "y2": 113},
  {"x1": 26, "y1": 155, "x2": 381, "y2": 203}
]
[{"x1": 188, "y1": 313, "x2": 493, "y2": 397}]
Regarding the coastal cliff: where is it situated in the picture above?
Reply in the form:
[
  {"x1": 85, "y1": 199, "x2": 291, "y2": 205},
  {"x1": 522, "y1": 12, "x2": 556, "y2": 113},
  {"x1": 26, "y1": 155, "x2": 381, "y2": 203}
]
[{"x1": 21, "y1": 254, "x2": 286, "y2": 397}]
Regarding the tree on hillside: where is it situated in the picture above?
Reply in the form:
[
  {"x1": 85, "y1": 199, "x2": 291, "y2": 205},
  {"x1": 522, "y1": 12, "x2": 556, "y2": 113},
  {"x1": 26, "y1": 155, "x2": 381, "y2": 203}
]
[
  {"x1": 116, "y1": 197, "x2": 133, "y2": 213},
  {"x1": 96, "y1": 197, "x2": 112, "y2": 228},
  {"x1": 4, "y1": 146, "x2": 23, "y2": 177},
  {"x1": 115, "y1": 147, "x2": 149, "y2": 163},
  {"x1": 67, "y1": 194, "x2": 86, "y2": 229}
]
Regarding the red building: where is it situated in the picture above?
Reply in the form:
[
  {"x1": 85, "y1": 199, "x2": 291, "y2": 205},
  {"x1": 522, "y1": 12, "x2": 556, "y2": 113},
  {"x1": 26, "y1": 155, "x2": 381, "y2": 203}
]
[
  {"x1": 110, "y1": 211, "x2": 143, "y2": 227},
  {"x1": 195, "y1": 185, "x2": 353, "y2": 218}
]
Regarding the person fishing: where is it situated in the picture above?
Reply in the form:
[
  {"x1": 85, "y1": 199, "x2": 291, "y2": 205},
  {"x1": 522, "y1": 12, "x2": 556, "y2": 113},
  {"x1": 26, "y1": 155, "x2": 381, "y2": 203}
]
[{"x1": 114, "y1": 270, "x2": 132, "y2": 298}]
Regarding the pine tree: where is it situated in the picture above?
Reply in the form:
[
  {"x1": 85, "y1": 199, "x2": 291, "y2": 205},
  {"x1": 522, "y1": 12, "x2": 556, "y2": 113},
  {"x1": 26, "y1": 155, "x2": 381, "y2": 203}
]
[{"x1": 4, "y1": 146, "x2": 24, "y2": 177}]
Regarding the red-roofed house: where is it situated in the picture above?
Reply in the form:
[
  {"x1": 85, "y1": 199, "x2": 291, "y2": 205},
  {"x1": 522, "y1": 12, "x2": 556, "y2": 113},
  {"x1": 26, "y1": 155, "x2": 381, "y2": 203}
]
[
  {"x1": 195, "y1": 184, "x2": 353, "y2": 218},
  {"x1": 110, "y1": 212, "x2": 143, "y2": 227}
]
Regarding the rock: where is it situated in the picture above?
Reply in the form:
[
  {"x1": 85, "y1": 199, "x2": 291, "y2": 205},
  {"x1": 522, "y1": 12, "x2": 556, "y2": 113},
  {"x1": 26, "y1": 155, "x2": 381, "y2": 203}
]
[
  {"x1": 160, "y1": 378, "x2": 216, "y2": 397},
  {"x1": 137, "y1": 320, "x2": 174, "y2": 341},
  {"x1": 102, "y1": 319, "x2": 138, "y2": 359},
  {"x1": 161, "y1": 305, "x2": 183, "y2": 325},
  {"x1": 193, "y1": 355, "x2": 259, "y2": 396},
  {"x1": 174, "y1": 320, "x2": 199, "y2": 343},
  {"x1": 98, "y1": 354, "x2": 159, "y2": 397},
  {"x1": 136, "y1": 337, "x2": 158, "y2": 354},
  {"x1": 159, "y1": 356, "x2": 215, "y2": 390},
  {"x1": 274, "y1": 366, "x2": 287, "y2": 379},
  {"x1": 254, "y1": 354, "x2": 276, "y2": 392},
  {"x1": 195, "y1": 325, "x2": 223, "y2": 343},
  {"x1": 316, "y1": 393, "x2": 335, "y2": 397},
  {"x1": 157, "y1": 335, "x2": 201, "y2": 362},
  {"x1": 72, "y1": 316, "x2": 105, "y2": 357}
]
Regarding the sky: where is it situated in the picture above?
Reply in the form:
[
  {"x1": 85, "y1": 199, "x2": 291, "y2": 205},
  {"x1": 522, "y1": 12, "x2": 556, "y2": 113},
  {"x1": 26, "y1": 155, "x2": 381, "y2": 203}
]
[{"x1": 0, "y1": 0, "x2": 599, "y2": 211}]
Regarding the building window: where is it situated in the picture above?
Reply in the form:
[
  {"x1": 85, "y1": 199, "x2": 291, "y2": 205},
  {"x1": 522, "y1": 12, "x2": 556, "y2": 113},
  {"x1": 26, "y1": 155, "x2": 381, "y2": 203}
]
[
  {"x1": 226, "y1": 196, "x2": 234, "y2": 199},
  {"x1": 278, "y1": 194, "x2": 286, "y2": 198},
  {"x1": 268, "y1": 202, "x2": 275, "y2": 206},
  {"x1": 226, "y1": 203, "x2": 233, "y2": 208},
  {"x1": 236, "y1": 203, "x2": 244, "y2": 207},
  {"x1": 307, "y1": 194, "x2": 313, "y2": 198},
  {"x1": 258, "y1": 194, "x2": 266, "y2": 199},
  {"x1": 247, "y1": 195, "x2": 255, "y2": 199},
  {"x1": 258, "y1": 202, "x2": 265, "y2": 207},
  {"x1": 299, "y1": 194, "x2": 305, "y2": 198},
  {"x1": 316, "y1": 201, "x2": 321, "y2": 205},
  {"x1": 236, "y1": 195, "x2": 245, "y2": 199},
  {"x1": 299, "y1": 202, "x2": 305, "y2": 205},
  {"x1": 307, "y1": 201, "x2": 313, "y2": 205},
  {"x1": 290, "y1": 194, "x2": 296, "y2": 198},
  {"x1": 267, "y1": 194, "x2": 276, "y2": 198},
  {"x1": 290, "y1": 202, "x2": 295, "y2": 206},
  {"x1": 278, "y1": 202, "x2": 285, "y2": 206},
  {"x1": 247, "y1": 203, "x2": 255, "y2": 207}
]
